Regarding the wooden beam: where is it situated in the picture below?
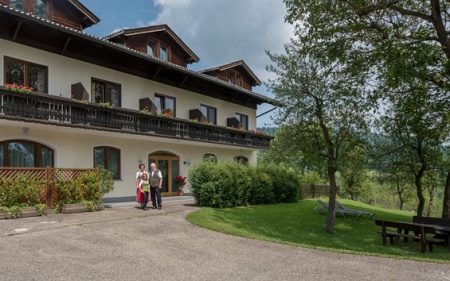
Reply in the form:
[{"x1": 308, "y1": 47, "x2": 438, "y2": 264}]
[
  {"x1": 179, "y1": 75, "x2": 189, "y2": 88},
  {"x1": 244, "y1": 97, "x2": 252, "y2": 105},
  {"x1": 12, "y1": 21, "x2": 22, "y2": 42},
  {"x1": 230, "y1": 92, "x2": 239, "y2": 102},
  {"x1": 60, "y1": 37, "x2": 71, "y2": 55},
  {"x1": 152, "y1": 66, "x2": 162, "y2": 80}
]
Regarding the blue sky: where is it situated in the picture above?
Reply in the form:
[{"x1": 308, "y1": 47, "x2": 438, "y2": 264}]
[{"x1": 79, "y1": 0, "x2": 294, "y2": 127}]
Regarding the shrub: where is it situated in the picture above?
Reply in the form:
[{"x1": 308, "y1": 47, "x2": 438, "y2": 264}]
[
  {"x1": 189, "y1": 161, "x2": 300, "y2": 208},
  {"x1": 257, "y1": 163, "x2": 301, "y2": 203},
  {"x1": 98, "y1": 167, "x2": 114, "y2": 197}
]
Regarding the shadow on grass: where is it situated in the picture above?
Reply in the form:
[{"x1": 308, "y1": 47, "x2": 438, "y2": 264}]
[{"x1": 187, "y1": 198, "x2": 450, "y2": 263}]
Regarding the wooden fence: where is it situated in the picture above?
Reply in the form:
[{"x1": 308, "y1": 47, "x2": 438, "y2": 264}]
[
  {"x1": 300, "y1": 184, "x2": 340, "y2": 198},
  {"x1": 0, "y1": 167, "x2": 98, "y2": 208}
]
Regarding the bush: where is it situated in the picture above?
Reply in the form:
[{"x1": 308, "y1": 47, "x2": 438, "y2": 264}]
[
  {"x1": 0, "y1": 175, "x2": 43, "y2": 207},
  {"x1": 189, "y1": 161, "x2": 300, "y2": 208},
  {"x1": 256, "y1": 163, "x2": 301, "y2": 203},
  {"x1": 55, "y1": 170, "x2": 100, "y2": 204}
]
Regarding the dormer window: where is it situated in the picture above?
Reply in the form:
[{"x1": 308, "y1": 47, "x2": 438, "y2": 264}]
[
  {"x1": 9, "y1": 0, "x2": 25, "y2": 11},
  {"x1": 147, "y1": 42, "x2": 154, "y2": 56},
  {"x1": 9, "y1": 0, "x2": 47, "y2": 19},
  {"x1": 160, "y1": 46, "x2": 167, "y2": 60},
  {"x1": 34, "y1": 0, "x2": 47, "y2": 19}
]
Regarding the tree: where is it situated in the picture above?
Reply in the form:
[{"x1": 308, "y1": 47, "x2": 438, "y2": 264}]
[
  {"x1": 283, "y1": 0, "x2": 450, "y2": 217},
  {"x1": 339, "y1": 145, "x2": 368, "y2": 200},
  {"x1": 266, "y1": 47, "x2": 369, "y2": 232}
]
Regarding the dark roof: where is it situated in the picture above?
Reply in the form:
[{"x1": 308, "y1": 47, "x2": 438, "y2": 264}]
[
  {"x1": 66, "y1": 0, "x2": 100, "y2": 29},
  {"x1": 200, "y1": 60, "x2": 262, "y2": 86},
  {"x1": 0, "y1": 5, "x2": 279, "y2": 109},
  {"x1": 103, "y1": 25, "x2": 200, "y2": 63}
]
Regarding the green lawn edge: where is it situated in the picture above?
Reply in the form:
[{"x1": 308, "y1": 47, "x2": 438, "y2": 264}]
[{"x1": 186, "y1": 198, "x2": 450, "y2": 264}]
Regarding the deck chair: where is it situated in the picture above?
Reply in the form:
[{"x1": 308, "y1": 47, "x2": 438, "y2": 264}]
[
  {"x1": 336, "y1": 200, "x2": 375, "y2": 219},
  {"x1": 314, "y1": 199, "x2": 365, "y2": 219}
]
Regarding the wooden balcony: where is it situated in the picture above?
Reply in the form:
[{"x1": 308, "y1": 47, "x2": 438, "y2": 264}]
[{"x1": 0, "y1": 88, "x2": 272, "y2": 149}]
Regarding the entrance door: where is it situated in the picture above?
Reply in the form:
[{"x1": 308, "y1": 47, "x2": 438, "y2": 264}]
[{"x1": 148, "y1": 151, "x2": 180, "y2": 196}]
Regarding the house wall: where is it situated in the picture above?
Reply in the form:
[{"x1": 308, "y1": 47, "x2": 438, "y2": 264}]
[
  {"x1": 0, "y1": 123, "x2": 258, "y2": 199},
  {"x1": 0, "y1": 39, "x2": 257, "y2": 129}
]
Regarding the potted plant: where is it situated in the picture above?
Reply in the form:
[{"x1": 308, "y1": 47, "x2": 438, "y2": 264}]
[{"x1": 175, "y1": 175, "x2": 187, "y2": 196}]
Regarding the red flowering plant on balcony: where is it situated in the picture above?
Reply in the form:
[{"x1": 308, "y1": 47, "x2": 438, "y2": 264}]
[
  {"x1": 139, "y1": 105, "x2": 152, "y2": 115},
  {"x1": 253, "y1": 129, "x2": 265, "y2": 135},
  {"x1": 175, "y1": 176, "x2": 187, "y2": 189},
  {"x1": 158, "y1": 109, "x2": 174, "y2": 118},
  {"x1": 4, "y1": 83, "x2": 33, "y2": 94},
  {"x1": 189, "y1": 117, "x2": 199, "y2": 123}
]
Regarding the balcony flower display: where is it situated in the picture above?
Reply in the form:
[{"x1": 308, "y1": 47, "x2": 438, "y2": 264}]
[
  {"x1": 201, "y1": 120, "x2": 214, "y2": 126},
  {"x1": 5, "y1": 83, "x2": 33, "y2": 94},
  {"x1": 139, "y1": 106, "x2": 152, "y2": 115},
  {"x1": 97, "y1": 101, "x2": 113, "y2": 108},
  {"x1": 253, "y1": 130, "x2": 265, "y2": 135},
  {"x1": 189, "y1": 117, "x2": 199, "y2": 123},
  {"x1": 158, "y1": 110, "x2": 174, "y2": 118}
]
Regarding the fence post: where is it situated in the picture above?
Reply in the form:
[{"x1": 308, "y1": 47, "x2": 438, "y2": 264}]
[{"x1": 45, "y1": 166, "x2": 51, "y2": 206}]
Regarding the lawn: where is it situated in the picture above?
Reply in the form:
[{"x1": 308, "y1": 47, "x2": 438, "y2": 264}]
[{"x1": 187, "y1": 198, "x2": 450, "y2": 263}]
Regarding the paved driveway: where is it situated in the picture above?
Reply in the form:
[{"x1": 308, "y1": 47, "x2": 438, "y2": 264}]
[{"x1": 0, "y1": 199, "x2": 449, "y2": 281}]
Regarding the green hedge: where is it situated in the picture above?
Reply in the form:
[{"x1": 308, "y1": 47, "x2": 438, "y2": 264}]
[{"x1": 189, "y1": 162, "x2": 301, "y2": 207}]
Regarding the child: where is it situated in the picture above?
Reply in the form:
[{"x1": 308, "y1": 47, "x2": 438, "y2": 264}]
[{"x1": 138, "y1": 173, "x2": 150, "y2": 209}]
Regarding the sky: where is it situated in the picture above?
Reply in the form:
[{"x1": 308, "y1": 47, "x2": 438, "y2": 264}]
[{"x1": 79, "y1": 0, "x2": 294, "y2": 127}]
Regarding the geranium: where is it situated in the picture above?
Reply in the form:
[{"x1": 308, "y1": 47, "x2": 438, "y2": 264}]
[
  {"x1": 5, "y1": 83, "x2": 33, "y2": 94},
  {"x1": 175, "y1": 176, "x2": 187, "y2": 187},
  {"x1": 97, "y1": 101, "x2": 113, "y2": 108},
  {"x1": 139, "y1": 105, "x2": 151, "y2": 115},
  {"x1": 253, "y1": 130, "x2": 265, "y2": 135},
  {"x1": 190, "y1": 117, "x2": 199, "y2": 123}
]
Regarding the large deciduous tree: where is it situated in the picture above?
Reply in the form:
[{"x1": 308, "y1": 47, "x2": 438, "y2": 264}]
[
  {"x1": 266, "y1": 46, "x2": 369, "y2": 232},
  {"x1": 283, "y1": 0, "x2": 450, "y2": 217}
]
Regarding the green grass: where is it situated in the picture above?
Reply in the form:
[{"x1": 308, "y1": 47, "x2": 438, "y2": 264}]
[{"x1": 187, "y1": 198, "x2": 450, "y2": 263}]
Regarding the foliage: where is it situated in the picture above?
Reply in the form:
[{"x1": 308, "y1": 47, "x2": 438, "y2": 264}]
[
  {"x1": 5, "y1": 83, "x2": 33, "y2": 93},
  {"x1": 98, "y1": 167, "x2": 114, "y2": 198},
  {"x1": 282, "y1": 0, "x2": 450, "y2": 218},
  {"x1": 188, "y1": 161, "x2": 300, "y2": 208},
  {"x1": 0, "y1": 175, "x2": 43, "y2": 207},
  {"x1": 55, "y1": 170, "x2": 100, "y2": 205},
  {"x1": 266, "y1": 42, "x2": 370, "y2": 232},
  {"x1": 35, "y1": 204, "x2": 48, "y2": 216},
  {"x1": 187, "y1": 198, "x2": 450, "y2": 262}
]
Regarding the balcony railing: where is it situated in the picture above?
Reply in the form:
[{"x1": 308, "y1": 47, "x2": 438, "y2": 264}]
[{"x1": 0, "y1": 88, "x2": 272, "y2": 149}]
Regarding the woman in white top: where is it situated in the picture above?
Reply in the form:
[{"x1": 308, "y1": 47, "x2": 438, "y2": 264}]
[{"x1": 135, "y1": 163, "x2": 149, "y2": 207}]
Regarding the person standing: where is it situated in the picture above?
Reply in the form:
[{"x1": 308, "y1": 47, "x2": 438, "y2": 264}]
[
  {"x1": 136, "y1": 163, "x2": 149, "y2": 208},
  {"x1": 149, "y1": 162, "x2": 163, "y2": 209},
  {"x1": 138, "y1": 173, "x2": 150, "y2": 210}
]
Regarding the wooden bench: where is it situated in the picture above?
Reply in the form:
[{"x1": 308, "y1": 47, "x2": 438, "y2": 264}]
[{"x1": 374, "y1": 220, "x2": 446, "y2": 253}]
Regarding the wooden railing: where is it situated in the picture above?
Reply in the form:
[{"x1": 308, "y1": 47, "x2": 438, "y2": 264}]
[
  {"x1": 0, "y1": 167, "x2": 98, "y2": 208},
  {"x1": 0, "y1": 88, "x2": 273, "y2": 149}
]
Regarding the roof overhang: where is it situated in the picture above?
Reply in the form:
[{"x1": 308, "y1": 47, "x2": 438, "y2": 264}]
[
  {"x1": 0, "y1": 5, "x2": 280, "y2": 109},
  {"x1": 200, "y1": 60, "x2": 262, "y2": 86}
]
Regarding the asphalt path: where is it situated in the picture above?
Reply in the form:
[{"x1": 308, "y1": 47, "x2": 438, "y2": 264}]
[{"x1": 0, "y1": 200, "x2": 449, "y2": 281}]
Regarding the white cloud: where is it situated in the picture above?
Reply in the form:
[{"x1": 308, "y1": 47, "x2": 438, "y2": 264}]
[{"x1": 148, "y1": 0, "x2": 294, "y2": 84}]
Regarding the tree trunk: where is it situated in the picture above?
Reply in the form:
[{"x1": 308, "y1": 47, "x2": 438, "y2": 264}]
[
  {"x1": 326, "y1": 166, "x2": 338, "y2": 233},
  {"x1": 442, "y1": 171, "x2": 450, "y2": 218},
  {"x1": 415, "y1": 167, "x2": 426, "y2": 217},
  {"x1": 426, "y1": 184, "x2": 435, "y2": 217},
  {"x1": 396, "y1": 181, "x2": 404, "y2": 210}
]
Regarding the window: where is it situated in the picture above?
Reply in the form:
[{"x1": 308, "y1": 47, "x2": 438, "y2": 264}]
[
  {"x1": 94, "y1": 146, "x2": 120, "y2": 180},
  {"x1": 8, "y1": 0, "x2": 47, "y2": 18},
  {"x1": 235, "y1": 113, "x2": 248, "y2": 130},
  {"x1": 9, "y1": 0, "x2": 25, "y2": 11},
  {"x1": 0, "y1": 140, "x2": 54, "y2": 167},
  {"x1": 200, "y1": 104, "x2": 217, "y2": 124},
  {"x1": 5, "y1": 56, "x2": 48, "y2": 93},
  {"x1": 34, "y1": 0, "x2": 47, "y2": 19},
  {"x1": 228, "y1": 73, "x2": 233, "y2": 84},
  {"x1": 155, "y1": 94, "x2": 175, "y2": 116},
  {"x1": 92, "y1": 79, "x2": 121, "y2": 107},
  {"x1": 203, "y1": 153, "x2": 217, "y2": 163},
  {"x1": 160, "y1": 46, "x2": 167, "y2": 60},
  {"x1": 147, "y1": 42, "x2": 154, "y2": 56},
  {"x1": 234, "y1": 156, "x2": 248, "y2": 165}
]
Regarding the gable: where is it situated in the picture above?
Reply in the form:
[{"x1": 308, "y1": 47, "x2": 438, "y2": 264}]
[{"x1": 104, "y1": 25, "x2": 199, "y2": 67}]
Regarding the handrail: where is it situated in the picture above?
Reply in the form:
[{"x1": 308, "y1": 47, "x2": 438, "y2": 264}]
[{"x1": 0, "y1": 87, "x2": 272, "y2": 149}]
